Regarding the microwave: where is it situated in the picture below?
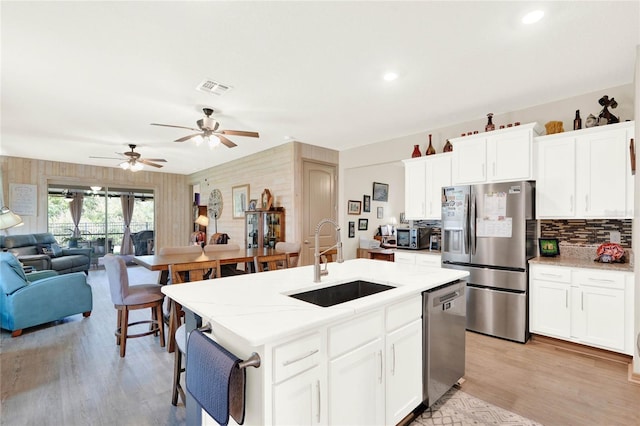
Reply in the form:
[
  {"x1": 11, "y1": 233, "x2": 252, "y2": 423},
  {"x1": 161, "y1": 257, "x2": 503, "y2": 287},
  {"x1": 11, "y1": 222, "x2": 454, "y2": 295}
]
[{"x1": 396, "y1": 227, "x2": 431, "y2": 250}]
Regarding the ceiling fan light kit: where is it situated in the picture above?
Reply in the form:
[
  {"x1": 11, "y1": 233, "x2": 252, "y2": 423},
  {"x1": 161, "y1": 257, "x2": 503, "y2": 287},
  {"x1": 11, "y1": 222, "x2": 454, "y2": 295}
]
[{"x1": 90, "y1": 144, "x2": 166, "y2": 171}]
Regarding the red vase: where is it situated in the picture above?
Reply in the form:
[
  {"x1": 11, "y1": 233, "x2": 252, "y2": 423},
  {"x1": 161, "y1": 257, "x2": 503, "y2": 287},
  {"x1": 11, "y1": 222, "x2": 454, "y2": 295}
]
[{"x1": 411, "y1": 144, "x2": 421, "y2": 158}]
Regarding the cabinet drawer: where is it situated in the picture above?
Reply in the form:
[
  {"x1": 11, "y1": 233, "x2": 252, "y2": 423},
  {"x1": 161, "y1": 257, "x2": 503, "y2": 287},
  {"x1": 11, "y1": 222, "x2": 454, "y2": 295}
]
[
  {"x1": 386, "y1": 296, "x2": 422, "y2": 332},
  {"x1": 573, "y1": 269, "x2": 625, "y2": 290},
  {"x1": 394, "y1": 252, "x2": 415, "y2": 264},
  {"x1": 273, "y1": 332, "x2": 321, "y2": 383},
  {"x1": 415, "y1": 254, "x2": 440, "y2": 268},
  {"x1": 531, "y1": 265, "x2": 571, "y2": 283},
  {"x1": 329, "y1": 310, "x2": 383, "y2": 359}
]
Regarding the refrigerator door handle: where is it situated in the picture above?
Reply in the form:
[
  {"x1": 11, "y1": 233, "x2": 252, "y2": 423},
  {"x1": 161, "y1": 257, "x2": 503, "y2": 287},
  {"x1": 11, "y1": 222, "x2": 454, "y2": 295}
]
[
  {"x1": 464, "y1": 193, "x2": 470, "y2": 254},
  {"x1": 469, "y1": 192, "x2": 476, "y2": 255}
]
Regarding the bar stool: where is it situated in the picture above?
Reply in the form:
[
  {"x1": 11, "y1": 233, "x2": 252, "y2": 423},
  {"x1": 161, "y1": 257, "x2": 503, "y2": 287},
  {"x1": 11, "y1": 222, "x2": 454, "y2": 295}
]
[{"x1": 172, "y1": 324, "x2": 188, "y2": 406}]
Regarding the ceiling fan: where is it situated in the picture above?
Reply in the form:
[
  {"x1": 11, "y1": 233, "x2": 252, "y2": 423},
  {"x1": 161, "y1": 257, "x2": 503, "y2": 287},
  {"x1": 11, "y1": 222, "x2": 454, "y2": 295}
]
[
  {"x1": 90, "y1": 144, "x2": 166, "y2": 172},
  {"x1": 151, "y1": 107, "x2": 259, "y2": 148}
]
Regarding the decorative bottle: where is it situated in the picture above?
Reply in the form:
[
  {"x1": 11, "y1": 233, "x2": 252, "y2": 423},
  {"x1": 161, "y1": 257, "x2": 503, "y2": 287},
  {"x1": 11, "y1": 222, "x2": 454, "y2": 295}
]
[
  {"x1": 411, "y1": 144, "x2": 421, "y2": 158},
  {"x1": 573, "y1": 110, "x2": 582, "y2": 130},
  {"x1": 426, "y1": 134, "x2": 436, "y2": 155},
  {"x1": 485, "y1": 113, "x2": 495, "y2": 132},
  {"x1": 443, "y1": 139, "x2": 453, "y2": 152}
]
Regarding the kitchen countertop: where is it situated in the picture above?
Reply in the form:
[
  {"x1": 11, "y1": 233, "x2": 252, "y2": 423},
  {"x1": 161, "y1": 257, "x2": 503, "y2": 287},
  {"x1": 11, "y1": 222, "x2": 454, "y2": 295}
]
[
  {"x1": 529, "y1": 256, "x2": 633, "y2": 272},
  {"x1": 161, "y1": 259, "x2": 468, "y2": 347}
]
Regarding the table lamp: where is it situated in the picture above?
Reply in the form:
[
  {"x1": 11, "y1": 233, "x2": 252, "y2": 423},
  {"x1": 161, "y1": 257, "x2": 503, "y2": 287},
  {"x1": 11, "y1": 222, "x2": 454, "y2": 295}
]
[{"x1": 0, "y1": 206, "x2": 23, "y2": 232}]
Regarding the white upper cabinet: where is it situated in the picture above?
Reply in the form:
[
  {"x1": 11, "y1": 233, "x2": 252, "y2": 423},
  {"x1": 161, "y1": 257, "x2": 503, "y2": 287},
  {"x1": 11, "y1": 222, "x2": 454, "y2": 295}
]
[
  {"x1": 403, "y1": 153, "x2": 451, "y2": 220},
  {"x1": 536, "y1": 121, "x2": 634, "y2": 219},
  {"x1": 450, "y1": 123, "x2": 543, "y2": 185}
]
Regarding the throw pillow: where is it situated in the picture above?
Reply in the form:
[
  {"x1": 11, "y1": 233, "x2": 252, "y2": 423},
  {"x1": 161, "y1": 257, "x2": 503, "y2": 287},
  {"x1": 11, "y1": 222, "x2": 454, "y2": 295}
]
[
  {"x1": 37, "y1": 243, "x2": 52, "y2": 255},
  {"x1": 49, "y1": 243, "x2": 63, "y2": 258}
]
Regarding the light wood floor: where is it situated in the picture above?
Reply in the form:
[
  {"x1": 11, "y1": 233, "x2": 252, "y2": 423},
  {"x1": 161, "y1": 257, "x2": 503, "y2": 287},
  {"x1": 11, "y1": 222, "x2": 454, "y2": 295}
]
[{"x1": 1, "y1": 266, "x2": 639, "y2": 425}]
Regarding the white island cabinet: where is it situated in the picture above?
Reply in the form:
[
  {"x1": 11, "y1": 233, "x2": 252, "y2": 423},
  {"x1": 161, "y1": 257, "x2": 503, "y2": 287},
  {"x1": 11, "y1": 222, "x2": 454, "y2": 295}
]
[{"x1": 163, "y1": 259, "x2": 468, "y2": 426}]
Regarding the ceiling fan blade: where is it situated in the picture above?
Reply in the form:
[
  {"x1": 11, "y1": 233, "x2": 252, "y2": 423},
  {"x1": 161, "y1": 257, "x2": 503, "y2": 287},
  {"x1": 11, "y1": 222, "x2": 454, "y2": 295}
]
[
  {"x1": 175, "y1": 133, "x2": 202, "y2": 143},
  {"x1": 89, "y1": 156, "x2": 122, "y2": 160},
  {"x1": 218, "y1": 130, "x2": 260, "y2": 138},
  {"x1": 143, "y1": 158, "x2": 167, "y2": 162},
  {"x1": 151, "y1": 123, "x2": 201, "y2": 132},
  {"x1": 217, "y1": 135, "x2": 237, "y2": 148},
  {"x1": 139, "y1": 159, "x2": 164, "y2": 168}
]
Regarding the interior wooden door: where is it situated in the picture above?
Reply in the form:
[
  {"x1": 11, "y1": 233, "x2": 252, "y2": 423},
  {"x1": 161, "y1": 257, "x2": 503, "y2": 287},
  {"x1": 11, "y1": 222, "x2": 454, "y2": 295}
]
[{"x1": 302, "y1": 161, "x2": 337, "y2": 266}]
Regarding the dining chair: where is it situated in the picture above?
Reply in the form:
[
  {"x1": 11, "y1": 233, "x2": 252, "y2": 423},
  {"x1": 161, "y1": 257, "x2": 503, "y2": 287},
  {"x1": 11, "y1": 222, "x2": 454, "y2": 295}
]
[
  {"x1": 275, "y1": 241, "x2": 301, "y2": 267},
  {"x1": 203, "y1": 243, "x2": 240, "y2": 252},
  {"x1": 166, "y1": 260, "x2": 221, "y2": 353},
  {"x1": 254, "y1": 253, "x2": 289, "y2": 272},
  {"x1": 103, "y1": 254, "x2": 165, "y2": 357}
]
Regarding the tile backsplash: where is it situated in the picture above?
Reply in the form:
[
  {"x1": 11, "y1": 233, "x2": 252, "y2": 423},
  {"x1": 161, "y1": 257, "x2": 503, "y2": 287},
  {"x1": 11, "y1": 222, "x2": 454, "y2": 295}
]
[{"x1": 540, "y1": 219, "x2": 632, "y2": 248}]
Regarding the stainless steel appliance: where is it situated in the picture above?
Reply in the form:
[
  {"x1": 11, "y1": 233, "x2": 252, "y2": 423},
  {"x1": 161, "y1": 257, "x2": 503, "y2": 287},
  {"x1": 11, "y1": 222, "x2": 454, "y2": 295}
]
[
  {"x1": 423, "y1": 280, "x2": 466, "y2": 407},
  {"x1": 396, "y1": 227, "x2": 431, "y2": 249},
  {"x1": 441, "y1": 181, "x2": 536, "y2": 343}
]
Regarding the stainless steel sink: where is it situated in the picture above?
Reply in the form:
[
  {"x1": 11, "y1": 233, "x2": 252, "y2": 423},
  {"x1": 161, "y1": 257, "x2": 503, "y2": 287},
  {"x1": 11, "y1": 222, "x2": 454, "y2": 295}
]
[{"x1": 289, "y1": 280, "x2": 395, "y2": 307}]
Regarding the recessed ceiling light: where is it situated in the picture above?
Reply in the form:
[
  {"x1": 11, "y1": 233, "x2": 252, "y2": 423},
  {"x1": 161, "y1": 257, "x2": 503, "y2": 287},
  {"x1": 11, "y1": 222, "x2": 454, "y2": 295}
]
[
  {"x1": 383, "y1": 72, "x2": 398, "y2": 81},
  {"x1": 522, "y1": 10, "x2": 544, "y2": 25}
]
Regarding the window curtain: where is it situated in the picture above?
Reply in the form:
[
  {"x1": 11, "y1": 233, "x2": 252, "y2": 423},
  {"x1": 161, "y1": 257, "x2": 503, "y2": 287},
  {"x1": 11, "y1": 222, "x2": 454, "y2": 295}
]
[
  {"x1": 120, "y1": 194, "x2": 135, "y2": 255},
  {"x1": 69, "y1": 193, "x2": 84, "y2": 238}
]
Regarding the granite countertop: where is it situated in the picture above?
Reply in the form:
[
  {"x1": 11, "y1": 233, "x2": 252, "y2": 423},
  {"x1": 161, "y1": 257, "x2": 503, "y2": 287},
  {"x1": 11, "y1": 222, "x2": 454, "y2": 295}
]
[
  {"x1": 529, "y1": 244, "x2": 633, "y2": 272},
  {"x1": 162, "y1": 258, "x2": 467, "y2": 347}
]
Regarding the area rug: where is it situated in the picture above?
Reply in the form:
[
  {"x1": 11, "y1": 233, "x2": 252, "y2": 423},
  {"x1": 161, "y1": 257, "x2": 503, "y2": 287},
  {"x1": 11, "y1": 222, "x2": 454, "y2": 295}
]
[{"x1": 411, "y1": 387, "x2": 542, "y2": 426}]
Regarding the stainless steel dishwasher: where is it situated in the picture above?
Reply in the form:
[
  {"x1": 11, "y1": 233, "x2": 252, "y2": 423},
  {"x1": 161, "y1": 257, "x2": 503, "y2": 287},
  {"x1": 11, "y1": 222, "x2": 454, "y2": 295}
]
[{"x1": 423, "y1": 279, "x2": 466, "y2": 407}]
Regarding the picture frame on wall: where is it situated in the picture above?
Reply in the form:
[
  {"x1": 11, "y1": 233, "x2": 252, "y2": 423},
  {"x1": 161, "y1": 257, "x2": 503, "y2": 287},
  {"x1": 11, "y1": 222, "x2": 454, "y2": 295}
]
[
  {"x1": 232, "y1": 184, "x2": 250, "y2": 218},
  {"x1": 358, "y1": 218, "x2": 368, "y2": 231},
  {"x1": 372, "y1": 182, "x2": 389, "y2": 202},
  {"x1": 377, "y1": 206, "x2": 383, "y2": 219},
  {"x1": 348, "y1": 221, "x2": 355, "y2": 238},
  {"x1": 363, "y1": 195, "x2": 371, "y2": 212},
  {"x1": 348, "y1": 200, "x2": 362, "y2": 215}
]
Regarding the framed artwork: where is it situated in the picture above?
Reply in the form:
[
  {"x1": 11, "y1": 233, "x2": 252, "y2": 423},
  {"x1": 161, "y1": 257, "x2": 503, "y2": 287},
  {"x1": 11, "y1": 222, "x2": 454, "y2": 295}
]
[
  {"x1": 348, "y1": 200, "x2": 362, "y2": 215},
  {"x1": 363, "y1": 195, "x2": 371, "y2": 212},
  {"x1": 248, "y1": 199, "x2": 257, "y2": 211},
  {"x1": 373, "y1": 182, "x2": 389, "y2": 202},
  {"x1": 358, "y1": 218, "x2": 368, "y2": 231},
  {"x1": 232, "y1": 184, "x2": 250, "y2": 218},
  {"x1": 538, "y1": 238, "x2": 560, "y2": 257},
  {"x1": 377, "y1": 206, "x2": 384, "y2": 219},
  {"x1": 348, "y1": 221, "x2": 355, "y2": 238}
]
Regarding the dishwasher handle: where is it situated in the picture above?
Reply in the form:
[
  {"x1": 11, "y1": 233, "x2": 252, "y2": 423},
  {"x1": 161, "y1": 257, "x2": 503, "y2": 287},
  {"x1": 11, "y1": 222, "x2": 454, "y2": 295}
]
[{"x1": 439, "y1": 291, "x2": 460, "y2": 304}]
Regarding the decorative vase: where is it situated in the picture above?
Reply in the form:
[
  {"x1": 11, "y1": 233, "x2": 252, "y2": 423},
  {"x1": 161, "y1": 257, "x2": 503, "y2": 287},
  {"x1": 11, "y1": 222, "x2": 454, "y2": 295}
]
[
  {"x1": 411, "y1": 144, "x2": 421, "y2": 158},
  {"x1": 585, "y1": 114, "x2": 597, "y2": 128},
  {"x1": 443, "y1": 139, "x2": 453, "y2": 152},
  {"x1": 485, "y1": 113, "x2": 495, "y2": 132},
  {"x1": 425, "y1": 134, "x2": 436, "y2": 156}
]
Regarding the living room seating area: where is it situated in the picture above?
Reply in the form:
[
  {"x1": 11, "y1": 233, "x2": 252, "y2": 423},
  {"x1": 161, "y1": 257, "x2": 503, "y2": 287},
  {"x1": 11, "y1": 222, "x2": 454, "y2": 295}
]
[{"x1": 1, "y1": 232, "x2": 92, "y2": 274}]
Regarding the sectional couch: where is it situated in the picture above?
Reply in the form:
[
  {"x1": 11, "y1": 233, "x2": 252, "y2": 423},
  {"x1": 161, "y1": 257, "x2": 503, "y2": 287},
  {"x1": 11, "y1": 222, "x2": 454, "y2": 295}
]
[{"x1": 1, "y1": 233, "x2": 92, "y2": 275}]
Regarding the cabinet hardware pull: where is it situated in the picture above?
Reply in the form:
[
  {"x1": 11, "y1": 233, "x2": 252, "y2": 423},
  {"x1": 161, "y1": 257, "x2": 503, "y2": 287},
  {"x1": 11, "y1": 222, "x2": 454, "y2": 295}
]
[
  {"x1": 493, "y1": 162, "x2": 496, "y2": 177},
  {"x1": 316, "y1": 380, "x2": 321, "y2": 423},
  {"x1": 570, "y1": 195, "x2": 573, "y2": 212},
  {"x1": 378, "y1": 350, "x2": 383, "y2": 384},
  {"x1": 585, "y1": 195, "x2": 589, "y2": 212},
  {"x1": 391, "y1": 344, "x2": 396, "y2": 376},
  {"x1": 565, "y1": 290, "x2": 568, "y2": 308},
  {"x1": 541, "y1": 273, "x2": 562, "y2": 278},
  {"x1": 282, "y1": 349, "x2": 319, "y2": 366},
  {"x1": 588, "y1": 278, "x2": 615, "y2": 283},
  {"x1": 581, "y1": 292, "x2": 584, "y2": 311}
]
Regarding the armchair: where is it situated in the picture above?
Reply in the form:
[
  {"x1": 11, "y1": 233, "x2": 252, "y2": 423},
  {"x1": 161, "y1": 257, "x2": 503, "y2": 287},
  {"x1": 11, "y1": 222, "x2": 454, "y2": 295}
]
[{"x1": 0, "y1": 253, "x2": 93, "y2": 337}]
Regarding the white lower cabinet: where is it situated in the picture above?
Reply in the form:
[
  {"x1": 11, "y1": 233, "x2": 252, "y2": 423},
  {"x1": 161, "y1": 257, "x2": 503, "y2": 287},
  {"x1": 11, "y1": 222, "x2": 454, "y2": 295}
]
[
  {"x1": 270, "y1": 295, "x2": 424, "y2": 425},
  {"x1": 394, "y1": 251, "x2": 441, "y2": 267},
  {"x1": 530, "y1": 264, "x2": 634, "y2": 355},
  {"x1": 273, "y1": 366, "x2": 325, "y2": 425}
]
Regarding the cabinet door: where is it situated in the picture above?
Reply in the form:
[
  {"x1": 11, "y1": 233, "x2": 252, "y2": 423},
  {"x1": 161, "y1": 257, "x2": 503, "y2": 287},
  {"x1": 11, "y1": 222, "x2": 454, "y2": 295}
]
[
  {"x1": 329, "y1": 338, "x2": 384, "y2": 426},
  {"x1": 404, "y1": 159, "x2": 427, "y2": 219},
  {"x1": 273, "y1": 366, "x2": 326, "y2": 425},
  {"x1": 394, "y1": 251, "x2": 416, "y2": 265},
  {"x1": 452, "y1": 137, "x2": 487, "y2": 184},
  {"x1": 576, "y1": 128, "x2": 628, "y2": 218},
  {"x1": 386, "y1": 320, "x2": 422, "y2": 425},
  {"x1": 415, "y1": 253, "x2": 441, "y2": 268},
  {"x1": 530, "y1": 278, "x2": 571, "y2": 338},
  {"x1": 487, "y1": 131, "x2": 532, "y2": 181},
  {"x1": 425, "y1": 154, "x2": 451, "y2": 219},
  {"x1": 536, "y1": 137, "x2": 576, "y2": 218},
  {"x1": 572, "y1": 272, "x2": 626, "y2": 352}
]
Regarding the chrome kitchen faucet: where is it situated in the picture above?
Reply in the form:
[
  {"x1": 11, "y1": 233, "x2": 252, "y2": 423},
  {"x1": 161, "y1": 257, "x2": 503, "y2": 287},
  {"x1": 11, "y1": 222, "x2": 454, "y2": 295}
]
[{"x1": 313, "y1": 218, "x2": 344, "y2": 282}]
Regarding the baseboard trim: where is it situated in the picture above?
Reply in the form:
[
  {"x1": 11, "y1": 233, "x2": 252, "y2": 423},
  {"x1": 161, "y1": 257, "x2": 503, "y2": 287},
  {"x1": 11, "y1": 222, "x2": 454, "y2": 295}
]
[
  {"x1": 531, "y1": 334, "x2": 632, "y2": 365},
  {"x1": 628, "y1": 365, "x2": 640, "y2": 385}
]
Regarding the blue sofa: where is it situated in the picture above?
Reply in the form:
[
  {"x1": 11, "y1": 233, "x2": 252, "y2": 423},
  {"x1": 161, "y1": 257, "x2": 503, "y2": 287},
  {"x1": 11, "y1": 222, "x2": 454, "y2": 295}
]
[
  {"x1": 1, "y1": 233, "x2": 92, "y2": 274},
  {"x1": 0, "y1": 252, "x2": 93, "y2": 337}
]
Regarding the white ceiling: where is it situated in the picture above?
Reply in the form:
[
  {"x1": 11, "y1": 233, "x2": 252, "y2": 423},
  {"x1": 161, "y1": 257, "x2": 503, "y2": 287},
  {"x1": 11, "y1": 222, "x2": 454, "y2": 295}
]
[{"x1": 2, "y1": 1, "x2": 639, "y2": 175}]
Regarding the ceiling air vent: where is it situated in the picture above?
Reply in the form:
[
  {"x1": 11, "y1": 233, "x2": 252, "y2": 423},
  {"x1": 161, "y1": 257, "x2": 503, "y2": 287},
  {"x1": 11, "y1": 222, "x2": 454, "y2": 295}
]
[{"x1": 196, "y1": 79, "x2": 232, "y2": 96}]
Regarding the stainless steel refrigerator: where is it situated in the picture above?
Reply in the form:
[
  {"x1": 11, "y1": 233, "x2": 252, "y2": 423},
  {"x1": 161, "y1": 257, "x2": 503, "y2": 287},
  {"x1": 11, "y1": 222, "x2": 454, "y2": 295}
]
[{"x1": 441, "y1": 181, "x2": 536, "y2": 343}]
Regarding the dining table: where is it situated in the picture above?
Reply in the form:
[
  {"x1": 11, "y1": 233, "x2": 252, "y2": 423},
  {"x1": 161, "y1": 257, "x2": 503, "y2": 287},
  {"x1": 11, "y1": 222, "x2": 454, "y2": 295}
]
[{"x1": 133, "y1": 246, "x2": 283, "y2": 352}]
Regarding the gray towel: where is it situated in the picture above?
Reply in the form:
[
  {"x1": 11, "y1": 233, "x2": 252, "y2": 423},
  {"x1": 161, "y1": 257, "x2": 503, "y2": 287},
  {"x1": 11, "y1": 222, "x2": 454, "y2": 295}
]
[{"x1": 186, "y1": 330, "x2": 246, "y2": 426}]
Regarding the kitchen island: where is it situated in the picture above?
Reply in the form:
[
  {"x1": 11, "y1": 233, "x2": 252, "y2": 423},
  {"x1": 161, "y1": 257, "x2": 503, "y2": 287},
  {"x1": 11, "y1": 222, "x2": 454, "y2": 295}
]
[{"x1": 162, "y1": 258, "x2": 468, "y2": 426}]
